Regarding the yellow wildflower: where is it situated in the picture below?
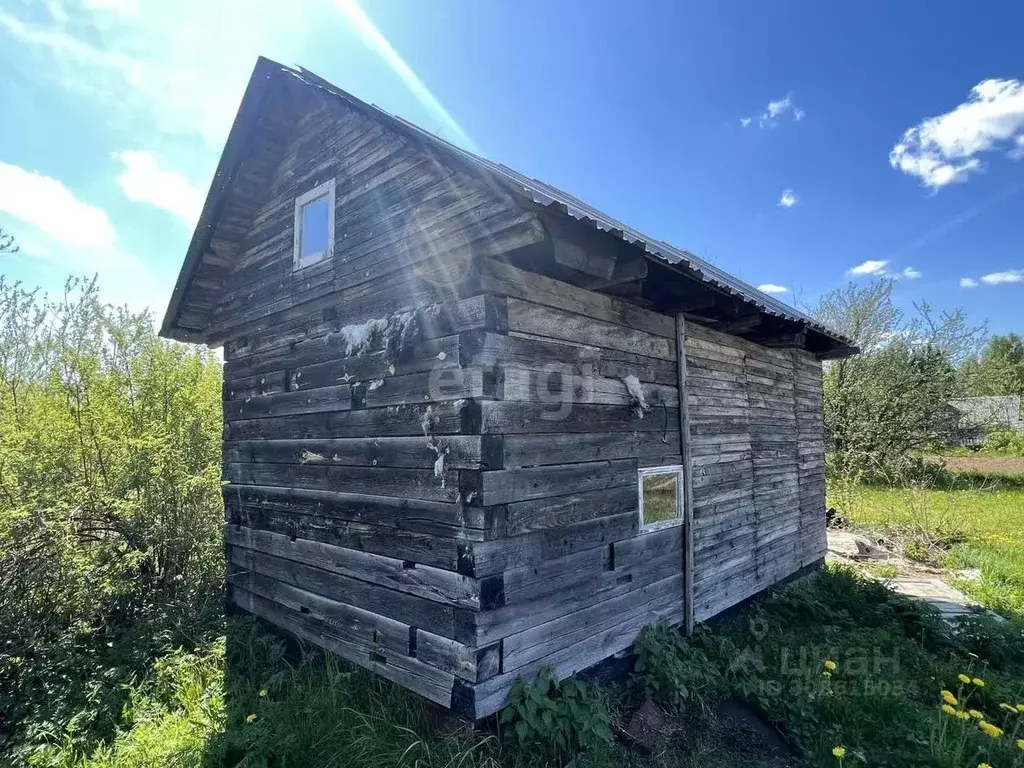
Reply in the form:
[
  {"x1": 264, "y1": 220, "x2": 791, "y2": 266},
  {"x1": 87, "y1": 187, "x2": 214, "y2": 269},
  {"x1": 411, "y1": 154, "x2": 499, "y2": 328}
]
[
  {"x1": 246, "y1": 713, "x2": 257, "y2": 724},
  {"x1": 824, "y1": 660, "x2": 837, "y2": 672},
  {"x1": 832, "y1": 746, "x2": 846, "y2": 759},
  {"x1": 956, "y1": 710, "x2": 971, "y2": 721},
  {"x1": 259, "y1": 688, "x2": 267, "y2": 697},
  {"x1": 978, "y1": 763, "x2": 992, "y2": 768},
  {"x1": 973, "y1": 677, "x2": 986, "y2": 687},
  {"x1": 958, "y1": 674, "x2": 972, "y2": 684},
  {"x1": 969, "y1": 709, "x2": 984, "y2": 720},
  {"x1": 1017, "y1": 737, "x2": 1024, "y2": 750},
  {"x1": 1017, "y1": 704, "x2": 1024, "y2": 713},
  {"x1": 978, "y1": 720, "x2": 1003, "y2": 739},
  {"x1": 942, "y1": 704, "x2": 957, "y2": 715},
  {"x1": 941, "y1": 690, "x2": 958, "y2": 706}
]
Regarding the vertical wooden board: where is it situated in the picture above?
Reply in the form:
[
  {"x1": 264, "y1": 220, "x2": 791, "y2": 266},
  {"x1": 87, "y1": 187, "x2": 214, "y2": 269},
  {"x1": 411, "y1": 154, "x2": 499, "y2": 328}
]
[{"x1": 676, "y1": 314, "x2": 695, "y2": 635}]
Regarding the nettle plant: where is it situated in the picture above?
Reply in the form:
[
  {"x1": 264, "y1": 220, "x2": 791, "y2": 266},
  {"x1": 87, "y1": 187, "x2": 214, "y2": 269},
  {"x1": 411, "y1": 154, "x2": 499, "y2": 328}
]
[
  {"x1": 499, "y1": 666, "x2": 612, "y2": 763},
  {"x1": 632, "y1": 622, "x2": 724, "y2": 713}
]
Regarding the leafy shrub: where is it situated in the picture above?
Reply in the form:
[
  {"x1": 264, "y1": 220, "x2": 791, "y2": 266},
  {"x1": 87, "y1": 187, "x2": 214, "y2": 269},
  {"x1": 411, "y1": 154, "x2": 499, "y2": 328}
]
[
  {"x1": 632, "y1": 622, "x2": 724, "y2": 712},
  {"x1": 980, "y1": 428, "x2": 1024, "y2": 457},
  {"x1": 499, "y1": 666, "x2": 612, "y2": 764},
  {"x1": 0, "y1": 276, "x2": 224, "y2": 761}
]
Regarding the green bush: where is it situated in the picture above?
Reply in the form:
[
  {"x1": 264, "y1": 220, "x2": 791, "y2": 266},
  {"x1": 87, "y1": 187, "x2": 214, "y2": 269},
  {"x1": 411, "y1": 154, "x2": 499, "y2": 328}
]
[
  {"x1": 980, "y1": 428, "x2": 1024, "y2": 457},
  {"x1": 632, "y1": 622, "x2": 724, "y2": 713},
  {"x1": 499, "y1": 666, "x2": 612, "y2": 765},
  {"x1": 0, "y1": 276, "x2": 224, "y2": 762}
]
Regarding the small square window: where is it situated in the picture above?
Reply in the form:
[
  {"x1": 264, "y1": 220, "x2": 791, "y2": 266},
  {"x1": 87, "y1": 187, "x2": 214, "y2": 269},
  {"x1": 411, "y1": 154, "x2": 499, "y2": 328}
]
[
  {"x1": 293, "y1": 178, "x2": 335, "y2": 270},
  {"x1": 638, "y1": 466, "x2": 683, "y2": 530}
]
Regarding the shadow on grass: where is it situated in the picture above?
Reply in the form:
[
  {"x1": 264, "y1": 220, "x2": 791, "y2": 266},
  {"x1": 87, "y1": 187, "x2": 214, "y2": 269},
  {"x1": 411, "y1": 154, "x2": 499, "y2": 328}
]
[{"x1": 202, "y1": 615, "x2": 497, "y2": 768}]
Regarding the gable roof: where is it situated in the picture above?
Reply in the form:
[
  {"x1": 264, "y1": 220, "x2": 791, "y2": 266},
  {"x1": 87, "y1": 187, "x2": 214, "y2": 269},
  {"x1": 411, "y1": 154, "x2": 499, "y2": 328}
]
[{"x1": 162, "y1": 56, "x2": 857, "y2": 357}]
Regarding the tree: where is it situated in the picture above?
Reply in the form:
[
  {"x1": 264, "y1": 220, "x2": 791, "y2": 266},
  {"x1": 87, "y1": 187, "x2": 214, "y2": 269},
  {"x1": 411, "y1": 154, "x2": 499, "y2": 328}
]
[
  {"x1": 813, "y1": 279, "x2": 985, "y2": 475},
  {"x1": 0, "y1": 227, "x2": 17, "y2": 254},
  {"x1": 960, "y1": 333, "x2": 1024, "y2": 398}
]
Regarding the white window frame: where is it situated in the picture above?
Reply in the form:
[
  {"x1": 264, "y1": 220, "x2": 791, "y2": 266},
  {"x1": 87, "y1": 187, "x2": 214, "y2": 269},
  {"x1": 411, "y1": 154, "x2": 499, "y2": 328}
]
[
  {"x1": 293, "y1": 178, "x2": 336, "y2": 271},
  {"x1": 638, "y1": 464, "x2": 685, "y2": 532}
]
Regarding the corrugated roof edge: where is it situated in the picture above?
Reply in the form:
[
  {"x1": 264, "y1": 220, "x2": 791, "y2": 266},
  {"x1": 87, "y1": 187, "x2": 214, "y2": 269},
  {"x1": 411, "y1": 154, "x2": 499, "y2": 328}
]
[{"x1": 281, "y1": 63, "x2": 855, "y2": 354}]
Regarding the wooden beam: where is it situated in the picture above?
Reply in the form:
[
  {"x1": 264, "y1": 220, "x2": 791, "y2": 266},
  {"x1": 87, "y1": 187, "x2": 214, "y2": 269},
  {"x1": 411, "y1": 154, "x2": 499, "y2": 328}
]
[
  {"x1": 713, "y1": 314, "x2": 762, "y2": 334},
  {"x1": 749, "y1": 329, "x2": 808, "y2": 348},
  {"x1": 675, "y1": 314, "x2": 695, "y2": 636}
]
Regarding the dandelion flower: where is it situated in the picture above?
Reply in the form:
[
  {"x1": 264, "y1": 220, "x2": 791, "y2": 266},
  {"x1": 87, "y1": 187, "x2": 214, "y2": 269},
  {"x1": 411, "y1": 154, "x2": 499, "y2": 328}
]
[
  {"x1": 959, "y1": 674, "x2": 972, "y2": 684},
  {"x1": 1017, "y1": 737, "x2": 1024, "y2": 750},
  {"x1": 969, "y1": 709, "x2": 984, "y2": 720},
  {"x1": 973, "y1": 677, "x2": 986, "y2": 687},
  {"x1": 824, "y1": 660, "x2": 837, "y2": 672},
  {"x1": 978, "y1": 763, "x2": 992, "y2": 768},
  {"x1": 978, "y1": 720, "x2": 1003, "y2": 739},
  {"x1": 1017, "y1": 704, "x2": 1024, "y2": 713},
  {"x1": 941, "y1": 690, "x2": 958, "y2": 706},
  {"x1": 956, "y1": 710, "x2": 971, "y2": 721},
  {"x1": 259, "y1": 688, "x2": 267, "y2": 697},
  {"x1": 246, "y1": 713, "x2": 257, "y2": 724},
  {"x1": 832, "y1": 746, "x2": 846, "y2": 759},
  {"x1": 942, "y1": 704, "x2": 957, "y2": 715}
]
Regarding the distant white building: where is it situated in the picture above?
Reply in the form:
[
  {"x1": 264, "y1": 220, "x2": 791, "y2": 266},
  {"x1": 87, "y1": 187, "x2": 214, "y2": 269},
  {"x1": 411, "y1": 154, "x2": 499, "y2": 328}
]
[{"x1": 949, "y1": 395, "x2": 1022, "y2": 446}]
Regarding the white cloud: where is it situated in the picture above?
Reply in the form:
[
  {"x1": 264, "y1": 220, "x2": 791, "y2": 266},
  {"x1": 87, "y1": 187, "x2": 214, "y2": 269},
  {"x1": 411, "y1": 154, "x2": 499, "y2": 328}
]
[
  {"x1": 889, "y1": 79, "x2": 1024, "y2": 189},
  {"x1": 778, "y1": 189, "x2": 798, "y2": 208},
  {"x1": 756, "y1": 94, "x2": 805, "y2": 128},
  {"x1": 757, "y1": 283, "x2": 789, "y2": 294},
  {"x1": 980, "y1": 269, "x2": 1024, "y2": 285},
  {"x1": 960, "y1": 277, "x2": 979, "y2": 288},
  {"x1": 0, "y1": 161, "x2": 116, "y2": 249},
  {"x1": 901, "y1": 266, "x2": 922, "y2": 279},
  {"x1": 848, "y1": 259, "x2": 889, "y2": 277},
  {"x1": 740, "y1": 117, "x2": 752, "y2": 128},
  {"x1": 113, "y1": 150, "x2": 204, "y2": 225},
  {"x1": 0, "y1": 2, "x2": 311, "y2": 149},
  {"x1": 0, "y1": 161, "x2": 162, "y2": 312}
]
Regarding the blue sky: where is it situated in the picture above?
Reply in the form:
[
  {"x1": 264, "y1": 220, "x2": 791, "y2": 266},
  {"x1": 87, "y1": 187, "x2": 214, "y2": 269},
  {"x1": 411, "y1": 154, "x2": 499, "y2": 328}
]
[{"x1": 1, "y1": 0, "x2": 1022, "y2": 335}]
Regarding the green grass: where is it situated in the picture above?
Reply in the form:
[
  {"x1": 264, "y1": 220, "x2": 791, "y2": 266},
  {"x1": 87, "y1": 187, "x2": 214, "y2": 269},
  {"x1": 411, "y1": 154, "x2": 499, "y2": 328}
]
[
  {"x1": 829, "y1": 483, "x2": 1024, "y2": 618},
  {"x1": 20, "y1": 568, "x2": 1024, "y2": 768}
]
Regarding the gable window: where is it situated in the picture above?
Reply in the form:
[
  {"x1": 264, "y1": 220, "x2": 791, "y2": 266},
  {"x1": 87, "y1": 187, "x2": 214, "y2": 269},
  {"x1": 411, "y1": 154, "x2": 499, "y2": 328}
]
[
  {"x1": 638, "y1": 465, "x2": 684, "y2": 530},
  {"x1": 293, "y1": 178, "x2": 335, "y2": 270}
]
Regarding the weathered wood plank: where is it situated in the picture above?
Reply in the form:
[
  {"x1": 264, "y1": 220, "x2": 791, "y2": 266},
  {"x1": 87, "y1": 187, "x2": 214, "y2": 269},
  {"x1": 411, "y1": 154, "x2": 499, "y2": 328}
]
[
  {"x1": 222, "y1": 385, "x2": 352, "y2": 421},
  {"x1": 232, "y1": 585, "x2": 456, "y2": 707},
  {"x1": 506, "y1": 299, "x2": 676, "y2": 361},
  {"x1": 225, "y1": 462, "x2": 459, "y2": 503},
  {"x1": 224, "y1": 436, "x2": 491, "y2": 470},
  {"x1": 229, "y1": 546, "x2": 464, "y2": 639},
  {"x1": 480, "y1": 258, "x2": 675, "y2": 338},
  {"x1": 502, "y1": 431, "x2": 678, "y2": 468},
  {"x1": 226, "y1": 526, "x2": 479, "y2": 608},
  {"x1": 480, "y1": 459, "x2": 637, "y2": 505},
  {"x1": 481, "y1": 402, "x2": 678, "y2": 434}
]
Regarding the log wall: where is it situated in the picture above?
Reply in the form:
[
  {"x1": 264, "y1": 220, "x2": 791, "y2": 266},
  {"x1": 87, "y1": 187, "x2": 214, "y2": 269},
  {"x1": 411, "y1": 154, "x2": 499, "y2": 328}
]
[
  {"x1": 686, "y1": 323, "x2": 826, "y2": 623},
  {"x1": 218, "y1": 85, "x2": 542, "y2": 707},
  {"x1": 211, "y1": 76, "x2": 827, "y2": 717}
]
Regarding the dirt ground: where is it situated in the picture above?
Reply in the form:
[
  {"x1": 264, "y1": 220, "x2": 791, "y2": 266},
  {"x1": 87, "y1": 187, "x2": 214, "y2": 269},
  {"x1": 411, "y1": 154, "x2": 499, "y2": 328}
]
[{"x1": 938, "y1": 455, "x2": 1024, "y2": 474}]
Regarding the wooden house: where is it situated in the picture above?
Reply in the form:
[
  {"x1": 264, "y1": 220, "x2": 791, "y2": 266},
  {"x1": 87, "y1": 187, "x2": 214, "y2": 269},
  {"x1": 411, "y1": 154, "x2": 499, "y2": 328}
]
[{"x1": 160, "y1": 57, "x2": 858, "y2": 718}]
